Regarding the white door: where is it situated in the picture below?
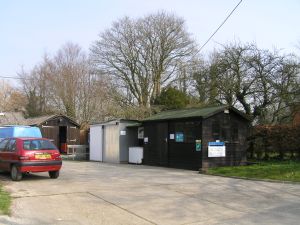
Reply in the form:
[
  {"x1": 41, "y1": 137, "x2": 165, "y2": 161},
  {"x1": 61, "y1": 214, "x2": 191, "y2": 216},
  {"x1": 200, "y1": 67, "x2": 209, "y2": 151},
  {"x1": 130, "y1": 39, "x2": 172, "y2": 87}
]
[
  {"x1": 103, "y1": 124, "x2": 119, "y2": 163},
  {"x1": 89, "y1": 126, "x2": 103, "y2": 161}
]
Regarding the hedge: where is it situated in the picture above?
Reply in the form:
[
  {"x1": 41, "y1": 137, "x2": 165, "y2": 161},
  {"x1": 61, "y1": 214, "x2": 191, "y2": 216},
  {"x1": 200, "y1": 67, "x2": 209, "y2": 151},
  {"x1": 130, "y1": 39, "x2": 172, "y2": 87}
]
[{"x1": 247, "y1": 125, "x2": 300, "y2": 160}]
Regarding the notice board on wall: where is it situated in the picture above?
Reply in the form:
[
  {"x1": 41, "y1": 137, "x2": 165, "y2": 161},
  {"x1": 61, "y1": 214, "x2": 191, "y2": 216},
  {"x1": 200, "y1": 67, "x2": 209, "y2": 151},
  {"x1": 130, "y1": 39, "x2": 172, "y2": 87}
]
[{"x1": 208, "y1": 142, "x2": 226, "y2": 157}]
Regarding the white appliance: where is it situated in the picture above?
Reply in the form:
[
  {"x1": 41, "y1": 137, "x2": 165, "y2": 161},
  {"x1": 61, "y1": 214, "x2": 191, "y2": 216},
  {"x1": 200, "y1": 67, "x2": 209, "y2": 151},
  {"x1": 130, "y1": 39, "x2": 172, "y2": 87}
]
[{"x1": 129, "y1": 147, "x2": 143, "y2": 164}]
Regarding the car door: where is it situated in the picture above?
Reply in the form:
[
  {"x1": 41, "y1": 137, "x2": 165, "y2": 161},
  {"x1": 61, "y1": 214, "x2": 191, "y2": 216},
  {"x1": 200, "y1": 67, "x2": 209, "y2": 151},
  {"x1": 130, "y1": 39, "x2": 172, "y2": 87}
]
[
  {"x1": 0, "y1": 139, "x2": 10, "y2": 171},
  {"x1": 3, "y1": 139, "x2": 17, "y2": 171}
]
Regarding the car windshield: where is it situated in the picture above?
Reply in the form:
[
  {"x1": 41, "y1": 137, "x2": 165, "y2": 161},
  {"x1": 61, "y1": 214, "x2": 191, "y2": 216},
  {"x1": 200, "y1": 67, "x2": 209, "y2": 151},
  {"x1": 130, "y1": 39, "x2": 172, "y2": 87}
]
[{"x1": 23, "y1": 140, "x2": 57, "y2": 150}]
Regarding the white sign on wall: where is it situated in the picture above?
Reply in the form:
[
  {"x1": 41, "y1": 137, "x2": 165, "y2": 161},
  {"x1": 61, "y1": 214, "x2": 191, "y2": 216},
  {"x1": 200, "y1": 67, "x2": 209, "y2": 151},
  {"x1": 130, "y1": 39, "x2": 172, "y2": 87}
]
[
  {"x1": 208, "y1": 142, "x2": 226, "y2": 157},
  {"x1": 120, "y1": 130, "x2": 126, "y2": 136},
  {"x1": 138, "y1": 127, "x2": 144, "y2": 139},
  {"x1": 169, "y1": 134, "x2": 175, "y2": 140}
]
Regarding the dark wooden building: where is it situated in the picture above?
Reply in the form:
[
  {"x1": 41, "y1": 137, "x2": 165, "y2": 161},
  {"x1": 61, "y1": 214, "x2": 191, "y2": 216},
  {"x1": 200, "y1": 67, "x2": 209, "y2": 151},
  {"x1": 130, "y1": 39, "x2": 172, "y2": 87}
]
[
  {"x1": 25, "y1": 114, "x2": 80, "y2": 153},
  {"x1": 142, "y1": 105, "x2": 250, "y2": 170}
]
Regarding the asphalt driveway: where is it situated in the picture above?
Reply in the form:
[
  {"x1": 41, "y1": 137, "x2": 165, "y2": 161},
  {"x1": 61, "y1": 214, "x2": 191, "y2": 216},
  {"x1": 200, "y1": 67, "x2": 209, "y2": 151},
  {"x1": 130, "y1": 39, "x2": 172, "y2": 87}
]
[{"x1": 0, "y1": 161, "x2": 300, "y2": 225}]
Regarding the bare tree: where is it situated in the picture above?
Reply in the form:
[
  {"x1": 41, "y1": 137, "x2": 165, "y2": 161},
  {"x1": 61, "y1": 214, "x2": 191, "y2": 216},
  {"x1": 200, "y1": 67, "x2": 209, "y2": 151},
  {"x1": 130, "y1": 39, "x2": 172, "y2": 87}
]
[
  {"x1": 45, "y1": 43, "x2": 87, "y2": 118},
  {"x1": 91, "y1": 11, "x2": 197, "y2": 107},
  {"x1": 0, "y1": 80, "x2": 26, "y2": 112},
  {"x1": 190, "y1": 58, "x2": 215, "y2": 104},
  {"x1": 19, "y1": 56, "x2": 57, "y2": 117},
  {"x1": 0, "y1": 80, "x2": 14, "y2": 111},
  {"x1": 193, "y1": 42, "x2": 299, "y2": 123},
  {"x1": 19, "y1": 43, "x2": 117, "y2": 124}
]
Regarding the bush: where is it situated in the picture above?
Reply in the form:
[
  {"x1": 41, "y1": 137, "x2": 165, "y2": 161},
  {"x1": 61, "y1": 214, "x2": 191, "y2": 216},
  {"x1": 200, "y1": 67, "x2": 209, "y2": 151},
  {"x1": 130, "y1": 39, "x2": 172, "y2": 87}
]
[
  {"x1": 248, "y1": 125, "x2": 300, "y2": 160},
  {"x1": 154, "y1": 87, "x2": 190, "y2": 110}
]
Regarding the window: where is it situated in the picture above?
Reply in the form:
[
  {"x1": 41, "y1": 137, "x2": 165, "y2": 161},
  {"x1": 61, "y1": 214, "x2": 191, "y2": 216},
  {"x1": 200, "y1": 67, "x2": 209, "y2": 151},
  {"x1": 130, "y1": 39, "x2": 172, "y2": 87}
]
[
  {"x1": 0, "y1": 139, "x2": 9, "y2": 151},
  {"x1": 174, "y1": 122, "x2": 184, "y2": 143},
  {"x1": 222, "y1": 114, "x2": 231, "y2": 141},
  {"x1": 212, "y1": 118, "x2": 234, "y2": 141},
  {"x1": 212, "y1": 120, "x2": 220, "y2": 140},
  {"x1": 223, "y1": 113, "x2": 230, "y2": 127},
  {"x1": 7, "y1": 139, "x2": 16, "y2": 152},
  {"x1": 174, "y1": 121, "x2": 199, "y2": 143},
  {"x1": 23, "y1": 140, "x2": 57, "y2": 150},
  {"x1": 231, "y1": 122, "x2": 239, "y2": 141},
  {"x1": 221, "y1": 128, "x2": 228, "y2": 141}
]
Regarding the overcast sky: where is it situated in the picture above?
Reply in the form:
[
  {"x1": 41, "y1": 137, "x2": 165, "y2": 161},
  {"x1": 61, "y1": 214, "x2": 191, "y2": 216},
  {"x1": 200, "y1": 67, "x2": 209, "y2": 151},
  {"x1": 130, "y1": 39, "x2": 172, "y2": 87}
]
[{"x1": 1, "y1": 0, "x2": 300, "y2": 81}]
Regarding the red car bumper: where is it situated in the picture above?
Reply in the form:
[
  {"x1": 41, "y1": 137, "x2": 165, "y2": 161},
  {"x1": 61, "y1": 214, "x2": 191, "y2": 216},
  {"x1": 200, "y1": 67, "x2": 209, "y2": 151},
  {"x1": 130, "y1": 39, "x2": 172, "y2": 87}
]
[{"x1": 18, "y1": 161, "x2": 62, "y2": 173}]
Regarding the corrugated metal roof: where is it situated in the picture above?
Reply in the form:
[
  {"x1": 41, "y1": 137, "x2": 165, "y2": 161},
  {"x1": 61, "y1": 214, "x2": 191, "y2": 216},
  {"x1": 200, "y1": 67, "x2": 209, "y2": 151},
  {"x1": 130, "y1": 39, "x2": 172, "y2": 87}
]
[
  {"x1": 90, "y1": 119, "x2": 139, "y2": 126},
  {"x1": 143, "y1": 105, "x2": 250, "y2": 121}
]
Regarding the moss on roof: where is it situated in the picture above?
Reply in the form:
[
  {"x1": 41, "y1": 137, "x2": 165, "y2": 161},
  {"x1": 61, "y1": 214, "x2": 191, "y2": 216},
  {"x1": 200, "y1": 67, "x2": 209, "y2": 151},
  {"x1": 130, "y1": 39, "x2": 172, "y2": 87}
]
[
  {"x1": 126, "y1": 122, "x2": 142, "y2": 127},
  {"x1": 143, "y1": 105, "x2": 249, "y2": 121},
  {"x1": 25, "y1": 114, "x2": 79, "y2": 127}
]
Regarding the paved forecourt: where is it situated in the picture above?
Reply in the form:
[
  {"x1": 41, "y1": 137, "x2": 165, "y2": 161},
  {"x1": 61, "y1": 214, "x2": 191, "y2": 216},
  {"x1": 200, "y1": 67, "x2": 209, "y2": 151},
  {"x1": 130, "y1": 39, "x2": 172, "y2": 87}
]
[{"x1": 0, "y1": 161, "x2": 299, "y2": 225}]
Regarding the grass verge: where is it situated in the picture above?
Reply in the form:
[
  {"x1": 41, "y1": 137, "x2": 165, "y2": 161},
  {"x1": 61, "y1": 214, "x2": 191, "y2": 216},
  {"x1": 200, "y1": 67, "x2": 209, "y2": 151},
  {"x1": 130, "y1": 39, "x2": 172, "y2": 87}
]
[
  {"x1": 206, "y1": 161, "x2": 300, "y2": 182},
  {"x1": 0, "y1": 184, "x2": 11, "y2": 215}
]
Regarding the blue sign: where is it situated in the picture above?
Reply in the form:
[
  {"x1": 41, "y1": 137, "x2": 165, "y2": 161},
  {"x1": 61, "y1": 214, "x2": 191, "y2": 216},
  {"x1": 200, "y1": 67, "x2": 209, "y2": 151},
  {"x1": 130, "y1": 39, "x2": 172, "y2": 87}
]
[
  {"x1": 175, "y1": 132, "x2": 184, "y2": 142},
  {"x1": 208, "y1": 142, "x2": 225, "y2": 146}
]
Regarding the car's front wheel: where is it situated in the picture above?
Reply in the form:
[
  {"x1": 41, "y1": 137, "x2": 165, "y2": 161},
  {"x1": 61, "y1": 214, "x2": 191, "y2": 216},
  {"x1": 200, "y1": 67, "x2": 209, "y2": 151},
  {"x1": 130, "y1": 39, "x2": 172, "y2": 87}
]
[
  {"x1": 49, "y1": 170, "x2": 60, "y2": 179},
  {"x1": 11, "y1": 165, "x2": 22, "y2": 181}
]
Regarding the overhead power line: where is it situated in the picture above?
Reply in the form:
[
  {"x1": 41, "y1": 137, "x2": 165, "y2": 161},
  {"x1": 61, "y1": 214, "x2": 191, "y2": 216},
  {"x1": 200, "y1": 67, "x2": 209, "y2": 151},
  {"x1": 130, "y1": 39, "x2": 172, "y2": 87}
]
[
  {"x1": 0, "y1": 75, "x2": 34, "y2": 81},
  {"x1": 2, "y1": 1, "x2": 243, "y2": 77},
  {"x1": 0, "y1": 75, "x2": 25, "y2": 80},
  {"x1": 198, "y1": 0, "x2": 243, "y2": 53}
]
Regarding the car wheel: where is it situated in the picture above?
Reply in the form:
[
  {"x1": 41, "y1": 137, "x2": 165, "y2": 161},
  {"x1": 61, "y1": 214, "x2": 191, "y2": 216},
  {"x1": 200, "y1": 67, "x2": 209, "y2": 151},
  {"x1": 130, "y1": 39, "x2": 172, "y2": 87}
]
[
  {"x1": 11, "y1": 165, "x2": 22, "y2": 181},
  {"x1": 49, "y1": 170, "x2": 59, "y2": 179}
]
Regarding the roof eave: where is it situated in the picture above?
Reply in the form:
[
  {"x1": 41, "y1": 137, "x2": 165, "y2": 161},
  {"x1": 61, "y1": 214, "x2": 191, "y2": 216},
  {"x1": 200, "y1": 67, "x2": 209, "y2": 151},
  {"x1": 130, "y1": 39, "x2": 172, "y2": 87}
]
[{"x1": 143, "y1": 115, "x2": 204, "y2": 122}]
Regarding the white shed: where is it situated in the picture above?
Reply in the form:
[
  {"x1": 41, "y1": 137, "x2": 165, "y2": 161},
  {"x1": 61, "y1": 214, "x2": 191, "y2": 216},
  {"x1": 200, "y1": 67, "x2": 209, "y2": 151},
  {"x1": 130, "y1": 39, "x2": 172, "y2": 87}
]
[{"x1": 89, "y1": 120, "x2": 139, "y2": 163}]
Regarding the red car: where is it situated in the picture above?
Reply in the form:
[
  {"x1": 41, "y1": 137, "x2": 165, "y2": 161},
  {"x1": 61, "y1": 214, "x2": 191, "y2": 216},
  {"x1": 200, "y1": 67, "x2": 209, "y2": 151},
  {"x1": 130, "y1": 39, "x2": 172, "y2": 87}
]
[{"x1": 0, "y1": 137, "x2": 62, "y2": 181}]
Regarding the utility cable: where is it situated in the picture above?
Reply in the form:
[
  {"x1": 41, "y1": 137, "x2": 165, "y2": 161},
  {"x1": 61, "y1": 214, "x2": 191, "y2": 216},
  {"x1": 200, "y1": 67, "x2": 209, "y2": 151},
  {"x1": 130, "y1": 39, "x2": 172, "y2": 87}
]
[
  {"x1": 198, "y1": 0, "x2": 243, "y2": 53},
  {"x1": 0, "y1": 75, "x2": 25, "y2": 80},
  {"x1": 0, "y1": 75, "x2": 35, "y2": 81}
]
